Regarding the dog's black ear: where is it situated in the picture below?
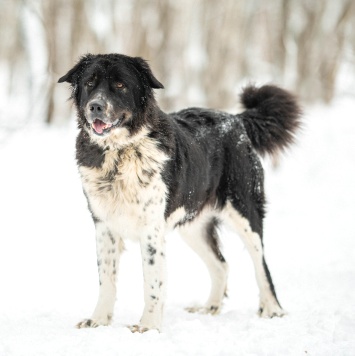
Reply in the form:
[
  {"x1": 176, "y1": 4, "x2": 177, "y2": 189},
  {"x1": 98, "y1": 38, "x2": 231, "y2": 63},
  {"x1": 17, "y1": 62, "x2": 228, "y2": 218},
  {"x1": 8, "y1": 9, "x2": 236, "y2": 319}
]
[
  {"x1": 133, "y1": 57, "x2": 164, "y2": 89},
  {"x1": 58, "y1": 63, "x2": 80, "y2": 84},
  {"x1": 58, "y1": 54, "x2": 94, "y2": 84}
]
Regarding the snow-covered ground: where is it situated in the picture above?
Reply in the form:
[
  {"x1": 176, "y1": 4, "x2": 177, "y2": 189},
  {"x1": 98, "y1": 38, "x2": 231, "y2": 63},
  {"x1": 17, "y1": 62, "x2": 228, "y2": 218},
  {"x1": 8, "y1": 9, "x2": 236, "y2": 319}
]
[{"x1": 0, "y1": 98, "x2": 354, "y2": 355}]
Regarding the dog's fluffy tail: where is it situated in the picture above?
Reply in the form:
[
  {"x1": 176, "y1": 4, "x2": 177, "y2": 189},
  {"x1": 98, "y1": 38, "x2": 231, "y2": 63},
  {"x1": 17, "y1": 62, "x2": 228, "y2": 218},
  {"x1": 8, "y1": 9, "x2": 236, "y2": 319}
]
[{"x1": 239, "y1": 84, "x2": 302, "y2": 156}]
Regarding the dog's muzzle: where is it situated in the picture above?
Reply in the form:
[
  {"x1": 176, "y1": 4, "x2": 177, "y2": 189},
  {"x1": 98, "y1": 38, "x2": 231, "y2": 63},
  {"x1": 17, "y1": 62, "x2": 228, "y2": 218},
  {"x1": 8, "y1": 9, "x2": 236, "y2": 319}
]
[
  {"x1": 86, "y1": 100, "x2": 124, "y2": 135},
  {"x1": 91, "y1": 117, "x2": 122, "y2": 135}
]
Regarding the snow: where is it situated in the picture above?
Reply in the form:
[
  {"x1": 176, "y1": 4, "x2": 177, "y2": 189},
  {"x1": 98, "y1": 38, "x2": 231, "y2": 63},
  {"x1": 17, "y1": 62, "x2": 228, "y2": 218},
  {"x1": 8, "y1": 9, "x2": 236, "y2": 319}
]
[{"x1": 1, "y1": 99, "x2": 355, "y2": 355}]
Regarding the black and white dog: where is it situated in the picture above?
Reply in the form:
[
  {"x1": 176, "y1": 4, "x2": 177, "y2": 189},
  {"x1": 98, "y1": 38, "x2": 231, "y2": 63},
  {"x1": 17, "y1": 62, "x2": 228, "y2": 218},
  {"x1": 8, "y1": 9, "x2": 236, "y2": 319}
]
[{"x1": 58, "y1": 53, "x2": 301, "y2": 332}]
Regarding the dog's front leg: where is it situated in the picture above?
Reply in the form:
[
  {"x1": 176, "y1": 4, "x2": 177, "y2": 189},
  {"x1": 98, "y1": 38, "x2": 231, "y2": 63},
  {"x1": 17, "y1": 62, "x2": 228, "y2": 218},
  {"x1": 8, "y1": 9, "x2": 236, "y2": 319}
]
[
  {"x1": 130, "y1": 226, "x2": 166, "y2": 333},
  {"x1": 77, "y1": 222, "x2": 123, "y2": 328}
]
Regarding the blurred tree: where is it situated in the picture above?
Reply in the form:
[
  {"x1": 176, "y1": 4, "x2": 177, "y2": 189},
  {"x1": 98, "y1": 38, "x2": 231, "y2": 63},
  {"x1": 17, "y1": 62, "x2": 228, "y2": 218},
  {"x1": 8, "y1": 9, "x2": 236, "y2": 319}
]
[
  {"x1": 294, "y1": 0, "x2": 355, "y2": 103},
  {"x1": 0, "y1": 0, "x2": 354, "y2": 126}
]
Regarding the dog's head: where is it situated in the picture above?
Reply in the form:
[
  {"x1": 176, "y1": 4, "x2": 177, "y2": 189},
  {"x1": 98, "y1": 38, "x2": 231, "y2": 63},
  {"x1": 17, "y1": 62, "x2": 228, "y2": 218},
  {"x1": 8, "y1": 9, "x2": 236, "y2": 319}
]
[{"x1": 58, "y1": 54, "x2": 163, "y2": 142}]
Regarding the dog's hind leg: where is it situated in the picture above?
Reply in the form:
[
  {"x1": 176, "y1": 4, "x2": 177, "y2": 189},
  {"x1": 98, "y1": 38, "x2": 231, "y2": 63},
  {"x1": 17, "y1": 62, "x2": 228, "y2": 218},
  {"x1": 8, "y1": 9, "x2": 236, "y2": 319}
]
[
  {"x1": 222, "y1": 202, "x2": 285, "y2": 318},
  {"x1": 77, "y1": 222, "x2": 124, "y2": 328},
  {"x1": 179, "y1": 215, "x2": 228, "y2": 315}
]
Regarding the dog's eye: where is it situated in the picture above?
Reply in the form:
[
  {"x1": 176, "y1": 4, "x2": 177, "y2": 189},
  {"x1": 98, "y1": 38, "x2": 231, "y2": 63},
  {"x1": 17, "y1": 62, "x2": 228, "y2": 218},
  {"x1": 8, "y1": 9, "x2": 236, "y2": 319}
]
[
  {"x1": 87, "y1": 81, "x2": 94, "y2": 87},
  {"x1": 116, "y1": 82, "x2": 124, "y2": 89}
]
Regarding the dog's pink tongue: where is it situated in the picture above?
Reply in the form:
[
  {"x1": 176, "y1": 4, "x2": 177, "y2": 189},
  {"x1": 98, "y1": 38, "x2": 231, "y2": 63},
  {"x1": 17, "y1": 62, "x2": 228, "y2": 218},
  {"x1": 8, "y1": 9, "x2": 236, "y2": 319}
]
[{"x1": 92, "y1": 119, "x2": 105, "y2": 134}]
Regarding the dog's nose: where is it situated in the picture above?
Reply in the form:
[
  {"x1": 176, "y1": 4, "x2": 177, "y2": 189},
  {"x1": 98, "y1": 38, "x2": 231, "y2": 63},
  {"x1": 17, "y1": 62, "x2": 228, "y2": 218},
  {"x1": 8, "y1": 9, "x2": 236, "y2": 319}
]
[{"x1": 89, "y1": 101, "x2": 104, "y2": 114}]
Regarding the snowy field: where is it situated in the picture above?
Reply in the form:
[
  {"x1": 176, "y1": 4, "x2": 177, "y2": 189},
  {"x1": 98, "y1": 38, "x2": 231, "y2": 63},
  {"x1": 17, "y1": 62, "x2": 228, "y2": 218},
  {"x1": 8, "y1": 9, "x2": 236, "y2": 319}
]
[{"x1": 0, "y1": 98, "x2": 354, "y2": 356}]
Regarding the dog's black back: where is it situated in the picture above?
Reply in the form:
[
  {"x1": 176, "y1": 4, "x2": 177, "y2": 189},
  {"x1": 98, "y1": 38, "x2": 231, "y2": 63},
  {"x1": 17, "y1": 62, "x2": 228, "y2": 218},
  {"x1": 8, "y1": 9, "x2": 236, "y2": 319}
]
[{"x1": 160, "y1": 108, "x2": 263, "y2": 235}]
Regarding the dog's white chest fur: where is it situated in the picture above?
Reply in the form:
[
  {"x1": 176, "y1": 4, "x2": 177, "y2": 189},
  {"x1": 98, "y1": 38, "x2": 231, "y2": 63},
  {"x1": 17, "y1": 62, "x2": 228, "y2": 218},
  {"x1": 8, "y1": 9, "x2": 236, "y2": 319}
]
[{"x1": 79, "y1": 135, "x2": 168, "y2": 240}]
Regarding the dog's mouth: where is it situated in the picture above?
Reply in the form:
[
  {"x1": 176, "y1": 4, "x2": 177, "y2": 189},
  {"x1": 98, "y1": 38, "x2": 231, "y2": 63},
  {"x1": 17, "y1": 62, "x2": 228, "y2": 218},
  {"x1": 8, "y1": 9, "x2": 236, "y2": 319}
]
[{"x1": 91, "y1": 118, "x2": 122, "y2": 135}]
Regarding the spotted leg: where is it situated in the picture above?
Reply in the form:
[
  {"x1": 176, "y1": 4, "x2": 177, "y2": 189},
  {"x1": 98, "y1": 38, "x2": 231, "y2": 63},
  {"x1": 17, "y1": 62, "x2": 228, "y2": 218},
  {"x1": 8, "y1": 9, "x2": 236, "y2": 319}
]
[
  {"x1": 129, "y1": 226, "x2": 166, "y2": 333},
  {"x1": 77, "y1": 222, "x2": 124, "y2": 328}
]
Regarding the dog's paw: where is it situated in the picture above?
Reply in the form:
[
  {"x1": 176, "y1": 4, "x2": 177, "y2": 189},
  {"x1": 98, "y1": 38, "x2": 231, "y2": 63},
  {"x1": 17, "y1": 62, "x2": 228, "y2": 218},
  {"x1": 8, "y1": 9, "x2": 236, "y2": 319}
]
[
  {"x1": 76, "y1": 316, "x2": 111, "y2": 329},
  {"x1": 258, "y1": 302, "x2": 286, "y2": 318},
  {"x1": 185, "y1": 304, "x2": 221, "y2": 315},
  {"x1": 127, "y1": 324, "x2": 159, "y2": 333}
]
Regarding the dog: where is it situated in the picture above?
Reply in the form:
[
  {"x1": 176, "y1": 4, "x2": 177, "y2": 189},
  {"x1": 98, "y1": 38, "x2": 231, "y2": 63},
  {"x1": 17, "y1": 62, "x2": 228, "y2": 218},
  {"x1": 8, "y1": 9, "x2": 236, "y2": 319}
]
[{"x1": 58, "y1": 53, "x2": 301, "y2": 333}]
